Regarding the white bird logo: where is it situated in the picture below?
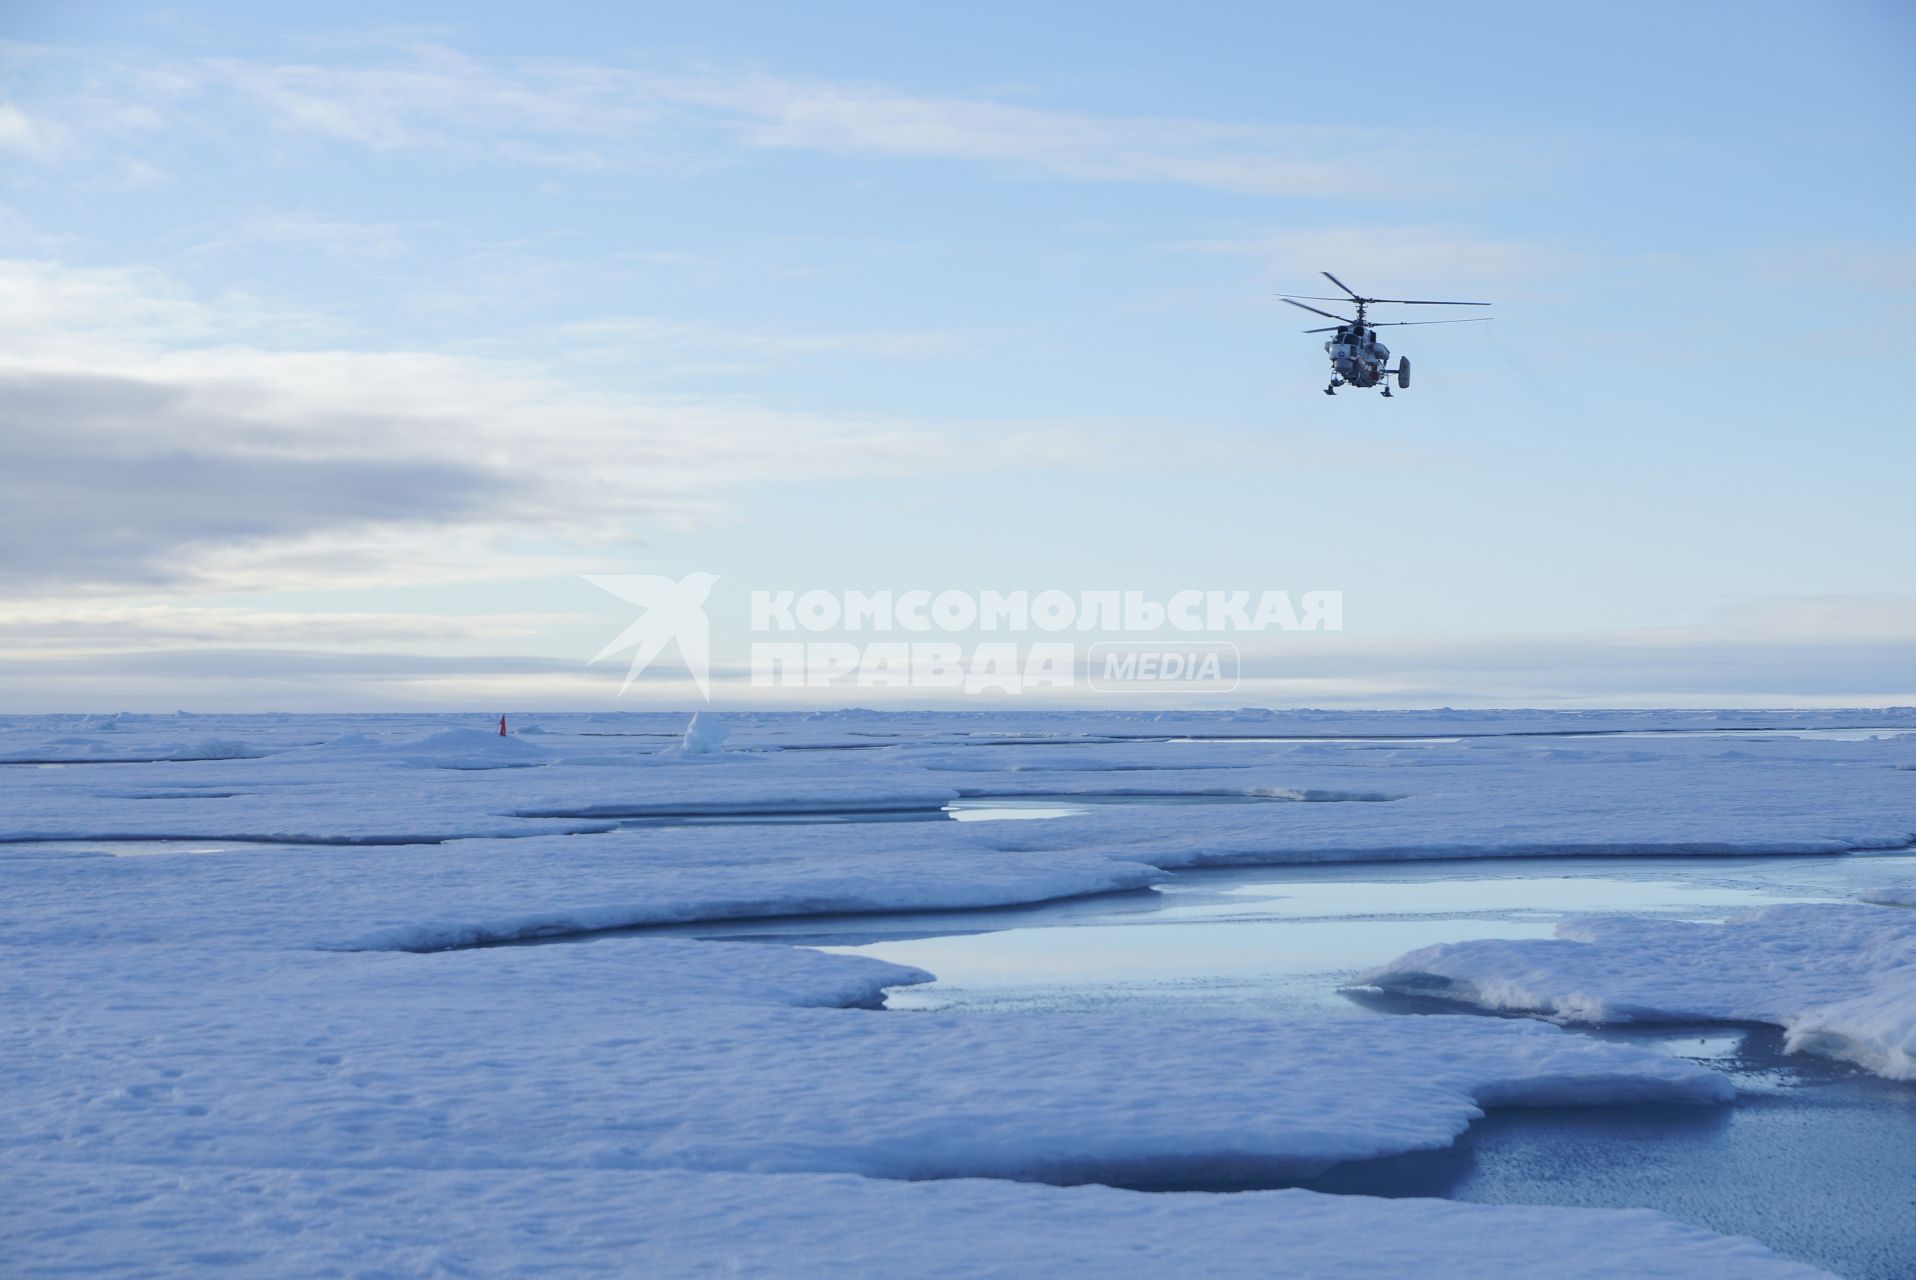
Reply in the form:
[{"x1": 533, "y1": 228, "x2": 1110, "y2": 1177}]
[{"x1": 584, "y1": 572, "x2": 720, "y2": 700}]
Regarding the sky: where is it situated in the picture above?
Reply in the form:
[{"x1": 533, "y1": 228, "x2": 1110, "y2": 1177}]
[{"x1": 2, "y1": 0, "x2": 1913, "y2": 711}]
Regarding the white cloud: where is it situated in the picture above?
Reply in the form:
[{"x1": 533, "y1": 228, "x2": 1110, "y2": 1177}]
[
  {"x1": 0, "y1": 102, "x2": 41, "y2": 153},
  {"x1": 548, "y1": 315, "x2": 980, "y2": 374},
  {"x1": 190, "y1": 215, "x2": 412, "y2": 264},
  {"x1": 668, "y1": 73, "x2": 1457, "y2": 198},
  {"x1": 1223, "y1": 597, "x2": 1916, "y2": 704},
  {"x1": 0, "y1": 257, "x2": 1142, "y2": 602},
  {"x1": 0, "y1": 604, "x2": 571, "y2": 647},
  {"x1": 0, "y1": 249, "x2": 1411, "y2": 684},
  {"x1": 4, "y1": 617, "x2": 1913, "y2": 712},
  {"x1": 3, "y1": 40, "x2": 1506, "y2": 199}
]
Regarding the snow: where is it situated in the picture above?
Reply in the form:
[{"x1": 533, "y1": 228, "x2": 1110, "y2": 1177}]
[
  {"x1": 3, "y1": 941, "x2": 1731, "y2": 1186},
  {"x1": 0, "y1": 733, "x2": 272, "y2": 763},
  {"x1": 4, "y1": 860, "x2": 1756, "y2": 1272},
  {"x1": 0, "y1": 824, "x2": 1165, "y2": 952},
  {"x1": 1861, "y1": 882, "x2": 1916, "y2": 907},
  {"x1": 662, "y1": 709, "x2": 730, "y2": 755},
  {"x1": 2, "y1": 1168, "x2": 1828, "y2": 1279},
  {"x1": 1357, "y1": 903, "x2": 1916, "y2": 1080},
  {"x1": 5, "y1": 705, "x2": 1914, "y2": 761},
  {"x1": 4, "y1": 714, "x2": 1913, "y2": 858},
  {"x1": 7, "y1": 708, "x2": 1900, "y2": 1274},
  {"x1": 387, "y1": 726, "x2": 558, "y2": 769}
]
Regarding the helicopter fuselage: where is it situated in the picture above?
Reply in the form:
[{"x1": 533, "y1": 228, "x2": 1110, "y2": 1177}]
[{"x1": 1326, "y1": 325, "x2": 1390, "y2": 388}]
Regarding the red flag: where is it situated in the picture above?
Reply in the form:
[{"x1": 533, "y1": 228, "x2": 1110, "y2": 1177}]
[{"x1": 498, "y1": 715, "x2": 507, "y2": 737}]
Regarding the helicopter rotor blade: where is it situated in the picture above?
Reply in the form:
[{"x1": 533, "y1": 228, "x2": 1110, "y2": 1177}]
[
  {"x1": 1321, "y1": 271, "x2": 1362, "y2": 301},
  {"x1": 1366, "y1": 317, "x2": 1493, "y2": 327},
  {"x1": 1279, "y1": 297, "x2": 1353, "y2": 323},
  {"x1": 1359, "y1": 298, "x2": 1492, "y2": 306},
  {"x1": 1301, "y1": 325, "x2": 1341, "y2": 333}
]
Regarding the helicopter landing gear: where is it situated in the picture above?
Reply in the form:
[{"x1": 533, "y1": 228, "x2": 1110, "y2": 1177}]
[
  {"x1": 1380, "y1": 386, "x2": 1393, "y2": 398},
  {"x1": 1324, "y1": 377, "x2": 1344, "y2": 396}
]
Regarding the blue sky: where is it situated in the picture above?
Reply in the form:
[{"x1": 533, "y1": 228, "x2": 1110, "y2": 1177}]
[{"x1": 2, "y1": 1, "x2": 1912, "y2": 709}]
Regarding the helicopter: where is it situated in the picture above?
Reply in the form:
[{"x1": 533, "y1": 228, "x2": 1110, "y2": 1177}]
[{"x1": 1281, "y1": 273, "x2": 1491, "y2": 397}]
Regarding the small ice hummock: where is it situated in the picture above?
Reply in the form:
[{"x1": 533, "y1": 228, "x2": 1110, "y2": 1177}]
[
  {"x1": 663, "y1": 711, "x2": 729, "y2": 757},
  {"x1": 1356, "y1": 902, "x2": 1916, "y2": 1080},
  {"x1": 1860, "y1": 882, "x2": 1916, "y2": 908}
]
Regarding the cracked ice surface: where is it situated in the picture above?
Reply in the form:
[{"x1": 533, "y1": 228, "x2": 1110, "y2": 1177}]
[
  {"x1": 0, "y1": 824, "x2": 1170, "y2": 950},
  {"x1": 1359, "y1": 903, "x2": 1916, "y2": 1080},
  {"x1": 5, "y1": 710, "x2": 1895, "y2": 1274},
  {"x1": 2, "y1": 889, "x2": 1759, "y2": 1273},
  {"x1": 3, "y1": 714, "x2": 1914, "y2": 860}
]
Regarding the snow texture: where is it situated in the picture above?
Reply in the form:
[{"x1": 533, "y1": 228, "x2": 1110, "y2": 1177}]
[
  {"x1": 6, "y1": 708, "x2": 1890, "y2": 1275},
  {"x1": 1358, "y1": 903, "x2": 1916, "y2": 1080},
  {"x1": 3, "y1": 709, "x2": 1912, "y2": 859},
  {"x1": 662, "y1": 709, "x2": 730, "y2": 755},
  {"x1": 4, "y1": 936, "x2": 1731, "y2": 1183},
  {"x1": 2, "y1": 1167, "x2": 1828, "y2": 1279},
  {"x1": 1861, "y1": 882, "x2": 1916, "y2": 907}
]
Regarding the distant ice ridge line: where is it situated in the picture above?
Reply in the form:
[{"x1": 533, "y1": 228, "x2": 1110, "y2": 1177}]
[{"x1": 0, "y1": 736, "x2": 276, "y2": 764}]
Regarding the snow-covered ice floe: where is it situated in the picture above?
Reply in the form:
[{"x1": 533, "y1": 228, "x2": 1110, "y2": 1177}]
[
  {"x1": 3, "y1": 1167, "x2": 1828, "y2": 1279},
  {"x1": 4, "y1": 940, "x2": 1733, "y2": 1183},
  {"x1": 1357, "y1": 903, "x2": 1916, "y2": 1080},
  {"x1": 8, "y1": 709, "x2": 1900, "y2": 1274},
  {"x1": 1, "y1": 930, "x2": 1777, "y2": 1273}
]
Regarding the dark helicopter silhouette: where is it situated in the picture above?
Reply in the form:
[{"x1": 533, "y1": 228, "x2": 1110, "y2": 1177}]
[{"x1": 1281, "y1": 273, "x2": 1491, "y2": 397}]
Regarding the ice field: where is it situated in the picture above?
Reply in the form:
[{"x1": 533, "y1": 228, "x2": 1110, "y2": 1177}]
[{"x1": 6, "y1": 707, "x2": 1916, "y2": 1277}]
